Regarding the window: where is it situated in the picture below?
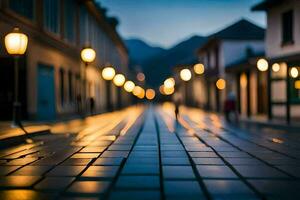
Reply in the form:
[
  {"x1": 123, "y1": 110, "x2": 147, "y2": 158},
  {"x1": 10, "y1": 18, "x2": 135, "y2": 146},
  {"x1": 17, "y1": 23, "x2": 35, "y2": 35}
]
[
  {"x1": 9, "y1": 0, "x2": 35, "y2": 20},
  {"x1": 282, "y1": 10, "x2": 294, "y2": 44},
  {"x1": 44, "y1": 0, "x2": 60, "y2": 34},
  {"x1": 60, "y1": 69, "x2": 65, "y2": 106},
  {"x1": 64, "y1": 0, "x2": 76, "y2": 43},
  {"x1": 68, "y1": 71, "x2": 73, "y2": 102}
]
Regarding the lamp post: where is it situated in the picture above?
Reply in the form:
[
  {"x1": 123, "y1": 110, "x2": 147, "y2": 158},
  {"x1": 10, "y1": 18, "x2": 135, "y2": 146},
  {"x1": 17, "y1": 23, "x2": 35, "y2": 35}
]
[
  {"x1": 80, "y1": 47, "x2": 96, "y2": 115},
  {"x1": 4, "y1": 28, "x2": 28, "y2": 127},
  {"x1": 102, "y1": 66, "x2": 115, "y2": 111},
  {"x1": 113, "y1": 74, "x2": 125, "y2": 109},
  {"x1": 180, "y1": 68, "x2": 192, "y2": 105}
]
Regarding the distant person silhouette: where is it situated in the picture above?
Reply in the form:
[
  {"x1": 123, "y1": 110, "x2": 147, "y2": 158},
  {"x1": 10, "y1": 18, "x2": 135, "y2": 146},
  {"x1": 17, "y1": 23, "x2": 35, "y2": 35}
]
[
  {"x1": 224, "y1": 91, "x2": 238, "y2": 123},
  {"x1": 173, "y1": 92, "x2": 182, "y2": 120}
]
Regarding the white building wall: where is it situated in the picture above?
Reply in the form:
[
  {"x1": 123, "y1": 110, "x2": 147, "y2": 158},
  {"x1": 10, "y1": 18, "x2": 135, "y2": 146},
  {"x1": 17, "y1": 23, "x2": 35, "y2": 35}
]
[{"x1": 266, "y1": 0, "x2": 300, "y2": 58}]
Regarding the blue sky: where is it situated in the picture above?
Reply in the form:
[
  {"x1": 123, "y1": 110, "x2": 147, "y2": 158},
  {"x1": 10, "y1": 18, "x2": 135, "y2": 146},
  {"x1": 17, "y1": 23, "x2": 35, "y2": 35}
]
[{"x1": 99, "y1": 0, "x2": 266, "y2": 48}]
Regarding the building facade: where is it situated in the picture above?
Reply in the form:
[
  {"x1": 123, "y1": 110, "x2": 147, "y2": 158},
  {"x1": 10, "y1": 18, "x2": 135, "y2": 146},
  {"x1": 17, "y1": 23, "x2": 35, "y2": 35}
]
[
  {"x1": 253, "y1": 0, "x2": 300, "y2": 123},
  {"x1": 0, "y1": 0, "x2": 129, "y2": 121},
  {"x1": 195, "y1": 19, "x2": 265, "y2": 113}
]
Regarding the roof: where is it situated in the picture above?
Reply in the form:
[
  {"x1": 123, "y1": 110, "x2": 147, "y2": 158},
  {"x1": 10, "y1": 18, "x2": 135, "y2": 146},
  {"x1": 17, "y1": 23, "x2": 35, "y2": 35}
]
[
  {"x1": 252, "y1": 0, "x2": 284, "y2": 11},
  {"x1": 198, "y1": 19, "x2": 265, "y2": 53}
]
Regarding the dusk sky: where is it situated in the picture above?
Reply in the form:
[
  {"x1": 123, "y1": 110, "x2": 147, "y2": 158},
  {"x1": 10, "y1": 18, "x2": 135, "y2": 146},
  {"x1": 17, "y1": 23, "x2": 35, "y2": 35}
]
[{"x1": 99, "y1": 0, "x2": 266, "y2": 48}]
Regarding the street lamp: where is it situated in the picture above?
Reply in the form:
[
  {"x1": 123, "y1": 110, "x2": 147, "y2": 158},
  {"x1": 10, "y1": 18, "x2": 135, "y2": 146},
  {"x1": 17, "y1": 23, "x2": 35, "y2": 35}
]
[
  {"x1": 4, "y1": 28, "x2": 28, "y2": 127},
  {"x1": 216, "y1": 78, "x2": 226, "y2": 90},
  {"x1": 102, "y1": 66, "x2": 116, "y2": 111},
  {"x1": 113, "y1": 74, "x2": 125, "y2": 109},
  {"x1": 257, "y1": 58, "x2": 268, "y2": 72},
  {"x1": 146, "y1": 89, "x2": 155, "y2": 100},
  {"x1": 180, "y1": 68, "x2": 192, "y2": 105},
  {"x1": 124, "y1": 81, "x2": 135, "y2": 92},
  {"x1": 194, "y1": 63, "x2": 205, "y2": 75},
  {"x1": 80, "y1": 47, "x2": 96, "y2": 115},
  {"x1": 164, "y1": 77, "x2": 175, "y2": 88}
]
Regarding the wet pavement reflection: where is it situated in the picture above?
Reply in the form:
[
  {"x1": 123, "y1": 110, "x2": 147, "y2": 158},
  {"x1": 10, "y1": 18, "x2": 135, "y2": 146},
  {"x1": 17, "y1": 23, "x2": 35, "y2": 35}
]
[{"x1": 0, "y1": 105, "x2": 299, "y2": 200}]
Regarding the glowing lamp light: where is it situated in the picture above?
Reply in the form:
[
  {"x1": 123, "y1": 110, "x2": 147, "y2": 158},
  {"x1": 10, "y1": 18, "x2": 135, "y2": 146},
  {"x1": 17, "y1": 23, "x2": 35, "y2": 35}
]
[
  {"x1": 137, "y1": 89, "x2": 145, "y2": 99},
  {"x1": 180, "y1": 68, "x2": 192, "y2": 81},
  {"x1": 257, "y1": 58, "x2": 269, "y2": 72},
  {"x1": 163, "y1": 86, "x2": 175, "y2": 95},
  {"x1": 164, "y1": 77, "x2": 175, "y2": 88},
  {"x1": 290, "y1": 67, "x2": 299, "y2": 78},
  {"x1": 216, "y1": 78, "x2": 226, "y2": 90},
  {"x1": 5, "y1": 28, "x2": 28, "y2": 55},
  {"x1": 124, "y1": 81, "x2": 135, "y2": 92},
  {"x1": 194, "y1": 63, "x2": 205, "y2": 75},
  {"x1": 102, "y1": 67, "x2": 116, "y2": 80},
  {"x1": 81, "y1": 47, "x2": 96, "y2": 63},
  {"x1": 272, "y1": 63, "x2": 280, "y2": 72},
  {"x1": 113, "y1": 74, "x2": 125, "y2": 87},
  {"x1": 159, "y1": 85, "x2": 165, "y2": 95},
  {"x1": 146, "y1": 89, "x2": 155, "y2": 100},
  {"x1": 137, "y1": 72, "x2": 145, "y2": 82},
  {"x1": 295, "y1": 80, "x2": 300, "y2": 90},
  {"x1": 133, "y1": 86, "x2": 143, "y2": 96}
]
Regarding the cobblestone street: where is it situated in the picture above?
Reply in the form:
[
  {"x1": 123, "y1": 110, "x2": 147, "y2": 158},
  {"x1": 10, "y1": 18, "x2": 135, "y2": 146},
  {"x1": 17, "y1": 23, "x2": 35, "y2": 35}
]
[{"x1": 0, "y1": 105, "x2": 299, "y2": 200}]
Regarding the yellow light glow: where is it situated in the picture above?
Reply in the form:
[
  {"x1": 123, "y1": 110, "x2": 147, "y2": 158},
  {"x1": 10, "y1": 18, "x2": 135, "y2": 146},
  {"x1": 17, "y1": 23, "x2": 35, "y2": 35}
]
[
  {"x1": 146, "y1": 89, "x2": 156, "y2": 100},
  {"x1": 113, "y1": 74, "x2": 125, "y2": 87},
  {"x1": 240, "y1": 73, "x2": 247, "y2": 88},
  {"x1": 159, "y1": 85, "x2": 165, "y2": 95},
  {"x1": 163, "y1": 86, "x2": 175, "y2": 95},
  {"x1": 124, "y1": 81, "x2": 135, "y2": 92},
  {"x1": 290, "y1": 67, "x2": 299, "y2": 78},
  {"x1": 295, "y1": 80, "x2": 300, "y2": 89},
  {"x1": 102, "y1": 67, "x2": 116, "y2": 80},
  {"x1": 133, "y1": 86, "x2": 143, "y2": 96},
  {"x1": 137, "y1": 88, "x2": 145, "y2": 99},
  {"x1": 180, "y1": 68, "x2": 192, "y2": 81},
  {"x1": 194, "y1": 63, "x2": 205, "y2": 75},
  {"x1": 257, "y1": 58, "x2": 268, "y2": 72},
  {"x1": 164, "y1": 77, "x2": 175, "y2": 88},
  {"x1": 216, "y1": 78, "x2": 226, "y2": 90},
  {"x1": 137, "y1": 72, "x2": 145, "y2": 82},
  {"x1": 81, "y1": 47, "x2": 96, "y2": 63},
  {"x1": 272, "y1": 63, "x2": 280, "y2": 72},
  {"x1": 5, "y1": 28, "x2": 28, "y2": 55}
]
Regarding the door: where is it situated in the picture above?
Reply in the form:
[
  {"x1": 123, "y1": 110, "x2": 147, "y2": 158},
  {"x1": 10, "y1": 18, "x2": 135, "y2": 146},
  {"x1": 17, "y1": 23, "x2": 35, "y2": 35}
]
[{"x1": 37, "y1": 64, "x2": 56, "y2": 120}]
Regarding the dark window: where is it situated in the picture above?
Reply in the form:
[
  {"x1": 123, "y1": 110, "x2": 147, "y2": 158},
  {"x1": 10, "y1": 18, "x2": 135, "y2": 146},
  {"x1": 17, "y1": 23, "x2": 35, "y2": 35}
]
[
  {"x1": 282, "y1": 10, "x2": 294, "y2": 44},
  {"x1": 215, "y1": 46, "x2": 219, "y2": 68},
  {"x1": 64, "y1": 0, "x2": 76, "y2": 43},
  {"x1": 60, "y1": 69, "x2": 65, "y2": 106},
  {"x1": 79, "y1": 5, "x2": 88, "y2": 45},
  {"x1": 44, "y1": 0, "x2": 60, "y2": 34},
  {"x1": 68, "y1": 71, "x2": 73, "y2": 102},
  {"x1": 9, "y1": 0, "x2": 35, "y2": 20},
  {"x1": 290, "y1": 77, "x2": 300, "y2": 103},
  {"x1": 207, "y1": 52, "x2": 210, "y2": 68}
]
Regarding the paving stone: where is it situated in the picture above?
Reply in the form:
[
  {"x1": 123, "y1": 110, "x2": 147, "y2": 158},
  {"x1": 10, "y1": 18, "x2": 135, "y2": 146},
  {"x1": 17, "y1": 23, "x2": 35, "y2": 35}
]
[
  {"x1": 67, "y1": 181, "x2": 110, "y2": 194},
  {"x1": 196, "y1": 165, "x2": 238, "y2": 179},
  {"x1": 61, "y1": 158, "x2": 93, "y2": 166},
  {"x1": 108, "y1": 145, "x2": 132, "y2": 151},
  {"x1": 0, "y1": 189, "x2": 56, "y2": 200},
  {"x1": 80, "y1": 147, "x2": 107, "y2": 153},
  {"x1": 93, "y1": 157, "x2": 123, "y2": 166},
  {"x1": 224, "y1": 158, "x2": 265, "y2": 165},
  {"x1": 46, "y1": 166, "x2": 85, "y2": 177},
  {"x1": 0, "y1": 176, "x2": 41, "y2": 188},
  {"x1": 109, "y1": 190, "x2": 160, "y2": 200},
  {"x1": 164, "y1": 180, "x2": 204, "y2": 199},
  {"x1": 192, "y1": 157, "x2": 225, "y2": 165},
  {"x1": 101, "y1": 151, "x2": 129, "y2": 158},
  {"x1": 204, "y1": 180, "x2": 256, "y2": 195},
  {"x1": 218, "y1": 151, "x2": 251, "y2": 158},
  {"x1": 162, "y1": 157, "x2": 190, "y2": 165},
  {"x1": 34, "y1": 177, "x2": 75, "y2": 191},
  {"x1": 71, "y1": 153, "x2": 100, "y2": 159},
  {"x1": 276, "y1": 165, "x2": 300, "y2": 177},
  {"x1": 0, "y1": 166, "x2": 20, "y2": 175},
  {"x1": 161, "y1": 151, "x2": 187, "y2": 157},
  {"x1": 188, "y1": 151, "x2": 218, "y2": 158},
  {"x1": 115, "y1": 175, "x2": 160, "y2": 189},
  {"x1": 81, "y1": 166, "x2": 119, "y2": 179},
  {"x1": 249, "y1": 180, "x2": 300, "y2": 199},
  {"x1": 4, "y1": 158, "x2": 39, "y2": 166},
  {"x1": 122, "y1": 164, "x2": 159, "y2": 175},
  {"x1": 163, "y1": 166, "x2": 195, "y2": 179},
  {"x1": 11, "y1": 166, "x2": 52, "y2": 176},
  {"x1": 126, "y1": 157, "x2": 159, "y2": 165},
  {"x1": 233, "y1": 165, "x2": 289, "y2": 178}
]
